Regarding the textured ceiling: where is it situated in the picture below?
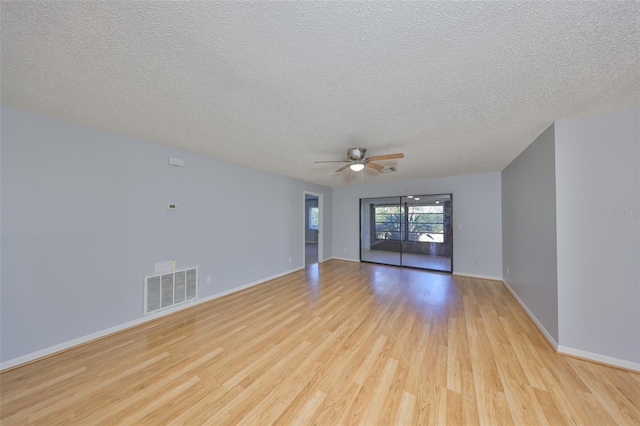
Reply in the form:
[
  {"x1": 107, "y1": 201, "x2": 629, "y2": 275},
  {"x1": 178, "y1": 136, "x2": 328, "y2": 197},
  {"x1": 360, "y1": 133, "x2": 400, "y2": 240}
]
[{"x1": 2, "y1": 1, "x2": 639, "y2": 187}]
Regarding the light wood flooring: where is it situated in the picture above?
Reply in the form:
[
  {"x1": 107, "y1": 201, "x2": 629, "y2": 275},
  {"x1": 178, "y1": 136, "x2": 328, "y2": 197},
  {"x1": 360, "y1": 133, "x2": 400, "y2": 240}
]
[
  {"x1": 305, "y1": 242, "x2": 319, "y2": 265},
  {"x1": 362, "y1": 249, "x2": 452, "y2": 271},
  {"x1": 1, "y1": 260, "x2": 639, "y2": 425}
]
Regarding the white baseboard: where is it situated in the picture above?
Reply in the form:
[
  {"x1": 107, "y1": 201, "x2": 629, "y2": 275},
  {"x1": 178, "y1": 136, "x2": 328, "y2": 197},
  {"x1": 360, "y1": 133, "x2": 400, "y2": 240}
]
[
  {"x1": 453, "y1": 272, "x2": 503, "y2": 281},
  {"x1": 557, "y1": 346, "x2": 640, "y2": 372},
  {"x1": 325, "y1": 256, "x2": 360, "y2": 263},
  {"x1": 501, "y1": 279, "x2": 559, "y2": 350},
  {"x1": 0, "y1": 266, "x2": 305, "y2": 372}
]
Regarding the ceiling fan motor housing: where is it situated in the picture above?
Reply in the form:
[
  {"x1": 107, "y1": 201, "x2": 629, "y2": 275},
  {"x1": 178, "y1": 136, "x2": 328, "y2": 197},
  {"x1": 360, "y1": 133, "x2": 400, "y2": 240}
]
[{"x1": 348, "y1": 147, "x2": 366, "y2": 160}]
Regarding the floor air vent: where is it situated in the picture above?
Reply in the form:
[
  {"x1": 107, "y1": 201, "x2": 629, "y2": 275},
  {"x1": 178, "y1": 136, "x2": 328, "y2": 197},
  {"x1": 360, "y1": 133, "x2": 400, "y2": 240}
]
[{"x1": 144, "y1": 268, "x2": 198, "y2": 315}]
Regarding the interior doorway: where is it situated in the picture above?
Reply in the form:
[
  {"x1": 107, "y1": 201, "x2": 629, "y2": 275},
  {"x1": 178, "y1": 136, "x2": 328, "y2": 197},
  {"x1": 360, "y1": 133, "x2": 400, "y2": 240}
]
[
  {"x1": 360, "y1": 194, "x2": 453, "y2": 272},
  {"x1": 303, "y1": 192, "x2": 323, "y2": 266}
]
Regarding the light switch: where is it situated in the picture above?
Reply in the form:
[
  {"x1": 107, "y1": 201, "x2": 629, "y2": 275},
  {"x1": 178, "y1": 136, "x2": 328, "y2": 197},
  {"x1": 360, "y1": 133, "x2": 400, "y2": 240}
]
[{"x1": 458, "y1": 224, "x2": 463, "y2": 230}]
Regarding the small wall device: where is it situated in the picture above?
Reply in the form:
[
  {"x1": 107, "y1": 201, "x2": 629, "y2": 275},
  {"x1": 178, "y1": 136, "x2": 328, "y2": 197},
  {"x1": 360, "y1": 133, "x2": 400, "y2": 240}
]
[{"x1": 168, "y1": 157, "x2": 184, "y2": 167}]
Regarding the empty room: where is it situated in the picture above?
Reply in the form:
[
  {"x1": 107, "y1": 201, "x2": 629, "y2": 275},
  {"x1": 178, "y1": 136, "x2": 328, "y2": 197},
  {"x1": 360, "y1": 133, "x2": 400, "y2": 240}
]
[{"x1": 1, "y1": 2, "x2": 639, "y2": 425}]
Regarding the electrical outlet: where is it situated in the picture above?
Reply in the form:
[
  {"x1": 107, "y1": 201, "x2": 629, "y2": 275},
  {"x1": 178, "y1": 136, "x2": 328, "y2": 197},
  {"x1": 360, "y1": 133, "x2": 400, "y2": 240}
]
[
  {"x1": 289, "y1": 256, "x2": 292, "y2": 262},
  {"x1": 507, "y1": 268, "x2": 510, "y2": 275},
  {"x1": 343, "y1": 247, "x2": 346, "y2": 252},
  {"x1": 206, "y1": 276, "x2": 212, "y2": 284}
]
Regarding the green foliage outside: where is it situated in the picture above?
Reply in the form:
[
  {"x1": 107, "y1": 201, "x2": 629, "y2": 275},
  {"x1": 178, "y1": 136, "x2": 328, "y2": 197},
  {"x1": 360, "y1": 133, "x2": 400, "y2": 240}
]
[{"x1": 374, "y1": 204, "x2": 444, "y2": 242}]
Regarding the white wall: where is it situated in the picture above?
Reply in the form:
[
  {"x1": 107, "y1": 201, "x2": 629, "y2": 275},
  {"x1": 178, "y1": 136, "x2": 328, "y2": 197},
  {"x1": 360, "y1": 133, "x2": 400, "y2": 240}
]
[
  {"x1": 333, "y1": 172, "x2": 502, "y2": 278},
  {"x1": 555, "y1": 107, "x2": 640, "y2": 366},
  {"x1": 502, "y1": 124, "x2": 559, "y2": 344},
  {"x1": 0, "y1": 106, "x2": 333, "y2": 364}
]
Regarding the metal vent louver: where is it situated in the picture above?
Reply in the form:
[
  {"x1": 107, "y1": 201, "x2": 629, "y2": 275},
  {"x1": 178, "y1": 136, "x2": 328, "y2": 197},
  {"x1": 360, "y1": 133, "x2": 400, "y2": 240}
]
[{"x1": 144, "y1": 268, "x2": 198, "y2": 315}]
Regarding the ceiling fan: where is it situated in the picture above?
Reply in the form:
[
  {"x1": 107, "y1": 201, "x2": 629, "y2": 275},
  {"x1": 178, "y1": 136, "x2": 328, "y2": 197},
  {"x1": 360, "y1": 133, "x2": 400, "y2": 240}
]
[{"x1": 314, "y1": 148, "x2": 404, "y2": 173}]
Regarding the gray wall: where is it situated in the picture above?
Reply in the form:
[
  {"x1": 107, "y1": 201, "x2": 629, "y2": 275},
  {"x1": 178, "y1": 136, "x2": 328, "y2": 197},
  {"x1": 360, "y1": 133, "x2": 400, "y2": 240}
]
[
  {"x1": 304, "y1": 198, "x2": 318, "y2": 243},
  {"x1": 555, "y1": 107, "x2": 639, "y2": 363},
  {"x1": 0, "y1": 106, "x2": 333, "y2": 363},
  {"x1": 333, "y1": 172, "x2": 502, "y2": 278},
  {"x1": 502, "y1": 124, "x2": 558, "y2": 343}
]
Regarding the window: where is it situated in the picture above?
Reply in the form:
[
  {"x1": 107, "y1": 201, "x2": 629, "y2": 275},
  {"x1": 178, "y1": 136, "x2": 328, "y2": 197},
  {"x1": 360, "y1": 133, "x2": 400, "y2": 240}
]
[
  {"x1": 407, "y1": 205, "x2": 444, "y2": 242},
  {"x1": 373, "y1": 204, "x2": 444, "y2": 242},
  {"x1": 374, "y1": 205, "x2": 402, "y2": 240},
  {"x1": 309, "y1": 207, "x2": 319, "y2": 230}
]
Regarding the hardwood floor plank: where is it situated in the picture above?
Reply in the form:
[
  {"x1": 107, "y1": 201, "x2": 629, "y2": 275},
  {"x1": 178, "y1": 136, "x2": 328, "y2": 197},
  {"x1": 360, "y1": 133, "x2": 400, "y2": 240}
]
[
  {"x1": 287, "y1": 389, "x2": 326, "y2": 426},
  {"x1": 1, "y1": 260, "x2": 638, "y2": 426},
  {"x1": 567, "y1": 360, "x2": 640, "y2": 425},
  {"x1": 202, "y1": 340, "x2": 312, "y2": 425},
  {"x1": 2, "y1": 352, "x2": 170, "y2": 424},
  {"x1": 0, "y1": 367, "x2": 87, "y2": 405},
  {"x1": 395, "y1": 390, "x2": 417, "y2": 426},
  {"x1": 497, "y1": 346, "x2": 547, "y2": 425},
  {"x1": 120, "y1": 376, "x2": 201, "y2": 426},
  {"x1": 359, "y1": 357, "x2": 399, "y2": 425},
  {"x1": 460, "y1": 369, "x2": 480, "y2": 426},
  {"x1": 78, "y1": 347, "x2": 223, "y2": 425}
]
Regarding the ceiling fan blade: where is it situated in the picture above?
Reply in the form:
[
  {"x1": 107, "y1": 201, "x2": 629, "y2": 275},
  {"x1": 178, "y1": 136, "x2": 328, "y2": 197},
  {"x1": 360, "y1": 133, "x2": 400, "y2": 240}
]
[
  {"x1": 365, "y1": 162, "x2": 384, "y2": 170},
  {"x1": 314, "y1": 160, "x2": 350, "y2": 163},
  {"x1": 367, "y1": 153, "x2": 404, "y2": 161},
  {"x1": 335, "y1": 164, "x2": 350, "y2": 173}
]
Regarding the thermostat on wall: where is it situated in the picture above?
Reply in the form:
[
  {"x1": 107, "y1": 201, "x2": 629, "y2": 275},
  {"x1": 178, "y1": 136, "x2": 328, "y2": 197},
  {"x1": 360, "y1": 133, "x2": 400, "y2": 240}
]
[
  {"x1": 166, "y1": 203, "x2": 179, "y2": 210},
  {"x1": 168, "y1": 157, "x2": 184, "y2": 167}
]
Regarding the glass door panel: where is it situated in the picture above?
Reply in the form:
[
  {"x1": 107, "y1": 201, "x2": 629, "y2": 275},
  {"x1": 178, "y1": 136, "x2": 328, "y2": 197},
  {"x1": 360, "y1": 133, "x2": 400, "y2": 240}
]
[
  {"x1": 360, "y1": 197, "x2": 402, "y2": 266},
  {"x1": 400, "y1": 194, "x2": 452, "y2": 272}
]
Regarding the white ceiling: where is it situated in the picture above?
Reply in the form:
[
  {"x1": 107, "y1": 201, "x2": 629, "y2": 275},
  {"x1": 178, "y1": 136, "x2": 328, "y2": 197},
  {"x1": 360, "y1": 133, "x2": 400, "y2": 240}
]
[{"x1": 1, "y1": 1, "x2": 639, "y2": 187}]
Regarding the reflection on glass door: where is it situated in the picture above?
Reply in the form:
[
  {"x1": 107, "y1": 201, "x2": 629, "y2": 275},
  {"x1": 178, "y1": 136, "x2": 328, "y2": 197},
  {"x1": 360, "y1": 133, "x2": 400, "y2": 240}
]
[
  {"x1": 360, "y1": 194, "x2": 453, "y2": 272},
  {"x1": 360, "y1": 197, "x2": 401, "y2": 266}
]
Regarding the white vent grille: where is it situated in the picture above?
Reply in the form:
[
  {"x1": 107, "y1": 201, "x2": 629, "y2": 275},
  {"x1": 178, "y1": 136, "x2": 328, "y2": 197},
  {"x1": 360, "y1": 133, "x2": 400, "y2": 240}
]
[{"x1": 144, "y1": 268, "x2": 198, "y2": 315}]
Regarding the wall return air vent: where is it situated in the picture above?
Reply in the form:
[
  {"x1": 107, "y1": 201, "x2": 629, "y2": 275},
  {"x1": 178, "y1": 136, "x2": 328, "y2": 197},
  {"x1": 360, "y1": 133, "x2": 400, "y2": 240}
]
[{"x1": 144, "y1": 268, "x2": 198, "y2": 315}]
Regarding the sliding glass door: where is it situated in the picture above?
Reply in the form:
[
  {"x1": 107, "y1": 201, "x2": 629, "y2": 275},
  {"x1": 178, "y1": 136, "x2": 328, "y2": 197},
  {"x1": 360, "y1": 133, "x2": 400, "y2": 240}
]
[{"x1": 360, "y1": 194, "x2": 453, "y2": 272}]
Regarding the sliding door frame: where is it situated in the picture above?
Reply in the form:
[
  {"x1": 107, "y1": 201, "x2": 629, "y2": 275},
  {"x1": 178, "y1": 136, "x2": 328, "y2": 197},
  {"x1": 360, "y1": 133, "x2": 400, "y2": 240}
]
[{"x1": 359, "y1": 193, "x2": 453, "y2": 273}]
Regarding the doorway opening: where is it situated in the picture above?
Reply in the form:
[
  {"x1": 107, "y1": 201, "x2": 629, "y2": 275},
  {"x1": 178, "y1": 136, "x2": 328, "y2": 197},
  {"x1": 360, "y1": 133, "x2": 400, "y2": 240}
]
[
  {"x1": 303, "y1": 192, "x2": 323, "y2": 266},
  {"x1": 360, "y1": 194, "x2": 453, "y2": 272}
]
